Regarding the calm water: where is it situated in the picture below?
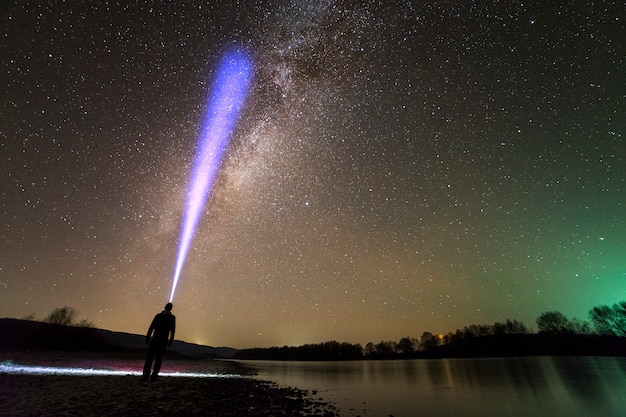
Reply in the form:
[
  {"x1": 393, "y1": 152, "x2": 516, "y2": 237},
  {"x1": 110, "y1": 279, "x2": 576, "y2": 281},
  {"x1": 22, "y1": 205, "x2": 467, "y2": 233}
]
[{"x1": 242, "y1": 357, "x2": 626, "y2": 417}]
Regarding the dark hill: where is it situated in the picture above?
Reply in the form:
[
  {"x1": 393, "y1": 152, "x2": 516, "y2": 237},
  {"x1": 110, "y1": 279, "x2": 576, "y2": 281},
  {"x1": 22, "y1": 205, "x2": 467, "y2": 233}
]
[{"x1": 0, "y1": 318, "x2": 236, "y2": 358}]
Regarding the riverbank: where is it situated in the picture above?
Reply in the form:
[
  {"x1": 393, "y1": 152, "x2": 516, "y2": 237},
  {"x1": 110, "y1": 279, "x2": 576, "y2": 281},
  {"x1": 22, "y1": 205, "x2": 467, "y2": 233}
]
[
  {"x1": 0, "y1": 352, "x2": 339, "y2": 417},
  {"x1": 0, "y1": 373, "x2": 337, "y2": 417}
]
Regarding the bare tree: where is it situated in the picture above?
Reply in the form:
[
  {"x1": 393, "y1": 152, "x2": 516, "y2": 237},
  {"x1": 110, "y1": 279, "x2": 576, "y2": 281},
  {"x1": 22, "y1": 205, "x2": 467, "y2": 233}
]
[
  {"x1": 364, "y1": 342, "x2": 376, "y2": 356},
  {"x1": 589, "y1": 302, "x2": 626, "y2": 336},
  {"x1": 419, "y1": 331, "x2": 439, "y2": 350},
  {"x1": 536, "y1": 311, "x2": 574, "y2": 335},
  {"x1": 374, "y1": 340, "x2": 396, "y2": 356},
  {"x1": 397, "y1": 337, "x2": 416, "y2": 354},
  {"x1": 44, "y1": 306, "x2": 78, "y2": 325},
  {"x1": 77, "y1": 318, "x2": 95, "y2": 328},
  {"x1": 41, "y1": 306, "x2": 94, "y2": 327}
]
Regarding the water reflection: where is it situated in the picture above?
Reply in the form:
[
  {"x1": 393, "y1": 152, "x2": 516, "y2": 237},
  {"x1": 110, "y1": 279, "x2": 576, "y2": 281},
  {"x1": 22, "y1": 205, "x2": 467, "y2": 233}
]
[
  {"x1": 553, "y1": 355, "x2": 625, "y2": 415},
  {"x1": 245, "y1": 357, "x2": 626, "y2": 417}
]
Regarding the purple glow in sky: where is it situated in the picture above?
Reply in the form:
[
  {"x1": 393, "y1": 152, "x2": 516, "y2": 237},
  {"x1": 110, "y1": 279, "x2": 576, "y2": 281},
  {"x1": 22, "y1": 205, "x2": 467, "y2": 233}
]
[{"x1": 170, "y1": 51, "x2": 253, "y2": 301}]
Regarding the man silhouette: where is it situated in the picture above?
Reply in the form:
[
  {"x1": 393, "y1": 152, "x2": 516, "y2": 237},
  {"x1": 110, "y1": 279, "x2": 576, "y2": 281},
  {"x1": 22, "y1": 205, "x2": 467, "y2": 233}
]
[{"x1": 143, "y1": 302, "x2": 176, "y2": 381}]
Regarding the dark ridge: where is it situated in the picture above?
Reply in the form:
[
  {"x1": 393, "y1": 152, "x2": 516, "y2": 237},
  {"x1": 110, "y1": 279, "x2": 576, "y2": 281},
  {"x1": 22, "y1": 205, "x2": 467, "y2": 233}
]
[{"x1": 0, "y1": 318, "x2": 237, "y2": 359}]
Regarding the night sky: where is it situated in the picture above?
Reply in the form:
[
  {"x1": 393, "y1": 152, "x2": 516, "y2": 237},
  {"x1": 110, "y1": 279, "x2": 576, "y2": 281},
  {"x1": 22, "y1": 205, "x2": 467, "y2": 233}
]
[{"x1": 1, "y1": 1, "x2": 624, "y2": 349}]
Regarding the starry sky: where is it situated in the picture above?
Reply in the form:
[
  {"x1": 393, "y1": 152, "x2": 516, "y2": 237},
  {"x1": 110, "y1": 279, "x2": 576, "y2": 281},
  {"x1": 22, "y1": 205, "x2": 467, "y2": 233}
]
[{"x1": 1, "y1": 1, "x2": 624, "y2": 349}]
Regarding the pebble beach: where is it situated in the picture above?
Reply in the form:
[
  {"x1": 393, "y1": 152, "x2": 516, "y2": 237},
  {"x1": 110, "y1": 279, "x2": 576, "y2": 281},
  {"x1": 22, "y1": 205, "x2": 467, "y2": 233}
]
[{"x1": 0, "y1": 353, "x2": 339, "y2": 417}]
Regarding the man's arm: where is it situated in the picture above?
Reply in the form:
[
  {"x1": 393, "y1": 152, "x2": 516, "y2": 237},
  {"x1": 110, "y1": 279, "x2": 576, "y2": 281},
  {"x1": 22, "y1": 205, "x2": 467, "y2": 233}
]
[
  {"x1": 169, "y1": 316, "x2": 176, "y2": 346},
  {"x1": 146, "y1": 316, "x2": 157, "y2": 344}
]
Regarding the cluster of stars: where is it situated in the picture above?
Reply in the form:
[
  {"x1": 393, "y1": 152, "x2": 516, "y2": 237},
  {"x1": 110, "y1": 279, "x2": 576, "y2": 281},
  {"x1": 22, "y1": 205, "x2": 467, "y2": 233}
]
[{"x1": 1, "y1": 1, "x2": 623, "y2": 348}]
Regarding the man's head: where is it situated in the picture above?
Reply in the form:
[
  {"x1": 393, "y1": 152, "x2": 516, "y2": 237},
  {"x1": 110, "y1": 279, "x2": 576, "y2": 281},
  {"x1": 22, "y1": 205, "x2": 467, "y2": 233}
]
[{"x1": 164, "y1": 302, "x2": 173, "y2": 311}]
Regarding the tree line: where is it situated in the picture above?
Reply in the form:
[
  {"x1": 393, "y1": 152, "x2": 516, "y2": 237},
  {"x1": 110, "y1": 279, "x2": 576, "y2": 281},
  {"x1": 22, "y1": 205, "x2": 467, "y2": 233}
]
[
  {"x1": 23, "y1": 302, "x2": 625, "y2": 359},
  {"x1": 234, "y1": 340, "x2": 364, "y2": 361},
  {"x1": 235, "y1": 301, "x2": 626, "y2": 360}
]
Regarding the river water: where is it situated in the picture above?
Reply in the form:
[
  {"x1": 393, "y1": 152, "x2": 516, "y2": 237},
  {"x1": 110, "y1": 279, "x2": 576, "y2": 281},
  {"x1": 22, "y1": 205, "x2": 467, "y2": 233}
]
[{"x1": 242, "y1": 356, "x2": 626, "y2": 417}]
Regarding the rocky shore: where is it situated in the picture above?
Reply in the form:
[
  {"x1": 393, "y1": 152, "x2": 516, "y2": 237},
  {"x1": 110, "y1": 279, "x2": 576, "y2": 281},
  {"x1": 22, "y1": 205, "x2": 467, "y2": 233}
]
[{"x1": 0, "y1": 352, "x2": 339, "y2": 417}]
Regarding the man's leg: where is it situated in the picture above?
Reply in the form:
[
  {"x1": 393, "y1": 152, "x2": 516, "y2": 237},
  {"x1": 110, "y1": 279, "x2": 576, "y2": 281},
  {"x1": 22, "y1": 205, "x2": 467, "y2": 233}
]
[
  {"x1": 151, "y1": 346, "x2": 166, "y2": 380},
  {"x1": 143, "y1": 344, "x2": 156, "y2": 380}
]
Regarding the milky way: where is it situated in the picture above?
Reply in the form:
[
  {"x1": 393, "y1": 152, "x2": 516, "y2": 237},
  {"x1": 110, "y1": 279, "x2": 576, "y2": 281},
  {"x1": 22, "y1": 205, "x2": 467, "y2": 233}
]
[{"x1": 1, "y1": 1, "x2": 624, "y2": 348}]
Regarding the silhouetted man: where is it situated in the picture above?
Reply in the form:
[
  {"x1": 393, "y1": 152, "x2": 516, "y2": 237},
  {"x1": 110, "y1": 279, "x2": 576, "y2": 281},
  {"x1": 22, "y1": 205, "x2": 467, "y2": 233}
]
[{"x1": 143, "y1": 302, "x2": 176, "y2": 381}]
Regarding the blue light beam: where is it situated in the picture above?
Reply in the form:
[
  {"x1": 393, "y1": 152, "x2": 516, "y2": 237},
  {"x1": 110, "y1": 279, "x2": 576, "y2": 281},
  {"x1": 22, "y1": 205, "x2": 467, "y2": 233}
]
[{"x1": 169, "y1": 51, "x2": 253, "y2": 302}]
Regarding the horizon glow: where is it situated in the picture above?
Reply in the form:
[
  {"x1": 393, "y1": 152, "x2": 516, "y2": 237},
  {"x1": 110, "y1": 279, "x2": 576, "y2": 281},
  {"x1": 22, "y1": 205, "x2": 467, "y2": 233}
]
[{"x1": 169, "y1": 51, "x2": 253, "y2": 302}]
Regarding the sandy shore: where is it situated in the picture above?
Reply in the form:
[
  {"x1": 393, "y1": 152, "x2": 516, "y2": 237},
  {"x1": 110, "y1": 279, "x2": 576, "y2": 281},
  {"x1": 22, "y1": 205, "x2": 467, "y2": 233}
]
[{"x1": 0, "y1": 353, "x2": 339, "y2": 417}]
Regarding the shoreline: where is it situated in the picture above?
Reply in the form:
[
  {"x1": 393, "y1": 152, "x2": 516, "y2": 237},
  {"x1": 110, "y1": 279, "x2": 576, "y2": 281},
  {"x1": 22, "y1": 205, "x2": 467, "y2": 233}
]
[
  {"x1": 0, "y1": 373, "x2": 338, "y2": 417},
  {"x1": 0, "y1": 352, "x2": 339, "y2": 417}
]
